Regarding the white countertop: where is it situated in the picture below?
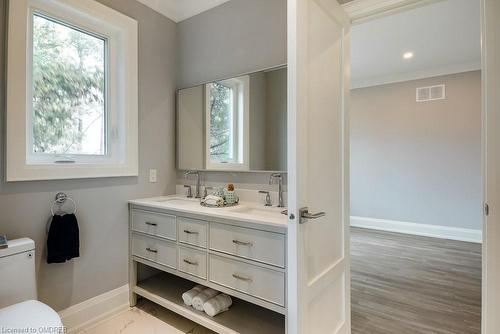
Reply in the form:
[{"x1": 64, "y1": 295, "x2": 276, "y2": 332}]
[{"x1": 129, "y1": 195, "x2": 288, "y2": 229}]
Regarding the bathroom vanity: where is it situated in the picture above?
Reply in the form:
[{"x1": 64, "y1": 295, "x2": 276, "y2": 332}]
[{"x1": 128, "y1": 195, "x2": 287, "y2": 333}]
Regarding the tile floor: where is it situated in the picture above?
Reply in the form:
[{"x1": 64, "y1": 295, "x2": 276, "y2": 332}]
[{"x1": 76, "y1": 299, "x2": 215, "y2": 334}]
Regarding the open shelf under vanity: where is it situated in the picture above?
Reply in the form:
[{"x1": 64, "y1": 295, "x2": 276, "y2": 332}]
[{"x1": 134, "y1": 271, "x2": 285, "y2": 334}]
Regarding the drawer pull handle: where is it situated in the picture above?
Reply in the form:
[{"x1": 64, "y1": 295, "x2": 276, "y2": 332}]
[
  {"x1": 146, "y1": 247, "x2": 158, "y2": 253},
  {"x1": 183, "y1": 259, "x2": 198, "y2": 266},
  {"x1": 232, "y1": 239, "x2": 253, "y2": 247},
  {"x1": 145, "y1": 222, "x2": 157, "y2": 226},
  {"x1": 183, "y1": 230, "x2": 199, "y2": 235},
  {"x1": 232, "y1": 273, "x2": 253, "y2": 282}
]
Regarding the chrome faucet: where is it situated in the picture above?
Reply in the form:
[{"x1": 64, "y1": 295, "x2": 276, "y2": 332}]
[
  {"x1": 269, "y1": 173, "x2": 285, "y2": 208},
  {"x1": 185, "y1": 170, "x2": 201, "y2": 198}
]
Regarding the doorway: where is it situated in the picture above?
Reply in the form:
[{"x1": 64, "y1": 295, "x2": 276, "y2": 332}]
[{"x1": 348, "y1": 1, "x2": 482, "y2": 332}]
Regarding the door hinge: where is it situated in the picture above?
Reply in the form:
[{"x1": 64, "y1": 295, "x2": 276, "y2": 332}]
[{"x1": 484, "y1": 203, "x2": 490, "y2": 216}]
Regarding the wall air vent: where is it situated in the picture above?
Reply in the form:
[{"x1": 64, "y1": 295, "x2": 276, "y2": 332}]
[{"x1": 416, "y1": 84, "x2": 445, "y2": 102}]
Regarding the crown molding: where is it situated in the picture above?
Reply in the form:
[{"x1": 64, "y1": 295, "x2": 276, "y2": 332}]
[
  {"x1": 342, "y1": 0, "x2": 445, "y2": 24},
  {"x1": 351, "y1": 61, "x2": 481, "y2": 89}
]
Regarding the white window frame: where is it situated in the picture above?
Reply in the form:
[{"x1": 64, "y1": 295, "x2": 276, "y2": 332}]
[
  {"x1": 205, "y1": 75, "x2": 250, "y2": 171},
  {"x1": 6, "y1": 0, "x2": 138, "y2": 181}
]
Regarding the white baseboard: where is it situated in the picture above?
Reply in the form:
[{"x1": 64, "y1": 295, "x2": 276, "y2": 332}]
[
  {"x1": 350, "y1": 216, "x2": 482, "y2": 243},
  {"x1": 58, "y1": 285, "x2": 130, "y2": 333}
]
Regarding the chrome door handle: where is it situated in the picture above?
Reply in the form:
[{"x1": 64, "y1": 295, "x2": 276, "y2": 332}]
[{"x1": 299, "y1": 207, "x2": 326, "y2": 224}]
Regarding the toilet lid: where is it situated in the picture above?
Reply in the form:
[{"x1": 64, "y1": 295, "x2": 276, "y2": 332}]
[{"x1": 0, "y1": 300, "x2": 63, "y2": 333}]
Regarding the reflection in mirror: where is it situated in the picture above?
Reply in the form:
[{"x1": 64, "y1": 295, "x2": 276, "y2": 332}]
[
  {"x1": 177, "y1": 66, "x2": 287, "y2": 172},
  {"x1": 206, "y1": 76, "x2": 249, "y2": 170}
]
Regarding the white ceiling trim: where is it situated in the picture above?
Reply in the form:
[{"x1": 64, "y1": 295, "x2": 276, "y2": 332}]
[
  {"x1": 342, "y1": 0, "x2": 445, "y2": 23},
  {"x1": 135, "y1": 0, "x2": 231, "y2": 23},
  {"x1": 351, "y1": 61, "x2": 481, "y2": 89}
]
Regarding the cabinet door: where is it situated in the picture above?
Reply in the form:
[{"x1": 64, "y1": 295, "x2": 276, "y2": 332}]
[
  {"x1": 178, "y1": 217, "x2": 208, "y2": 248},
  {"x1": 178, "y1": 246, "x2": 207, "y2": 279},
  {"x1": 132, "y1": 210, "x2": 176, "y2": 241},
  {"x1": 131, "y1": 233, "x2": 177, "y2": 269},
  {"x1": 209, "y1": 254, "x2": 285, "y2": 306},
  {"x1": 210, "y1": 222, "x2": 285, "y2": 267}
]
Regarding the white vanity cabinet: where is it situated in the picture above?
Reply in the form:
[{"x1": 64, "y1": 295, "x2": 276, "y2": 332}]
[{"x1": 129, "y1": 199, "x2": 286, "y2": 334}]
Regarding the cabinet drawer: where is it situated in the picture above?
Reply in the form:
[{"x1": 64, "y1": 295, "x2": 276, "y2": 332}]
[
  {"x1": 132, "y1": 233, "x2": 177, "y2": 269},
  {"x1": 178, "y1": 246, "x2": 207, "y2": 279},
  {"x1": 210, "y1": 222, "x2": 285, "y2": 268},
  {"x1": 178, "y1": 217, "x2": 208, "y2": 248},
  {"x1": 132, "y1": 210, "x2": 176, "y2": 241},
  {"x1": 209, "y1": 255, "x2": 285, "y2": 306}
]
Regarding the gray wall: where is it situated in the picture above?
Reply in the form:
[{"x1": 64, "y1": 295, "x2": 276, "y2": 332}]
[
  {"x1": 176, "y1": 0, "x2": 288, "y2": 188},
  {"x1": 350, "y1": 71, "x2": 482, "y2": 230},
  {"x1": 0, "y1": 0, "x2": 177, "y2": 310},
  {"x1": 177, "y1": 0, "x2": 287, "y2": 89}
]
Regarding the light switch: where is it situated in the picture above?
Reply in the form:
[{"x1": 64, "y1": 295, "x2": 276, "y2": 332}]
[{"x1": 149, "y1": 169, "x2": 157, "y2": 183}]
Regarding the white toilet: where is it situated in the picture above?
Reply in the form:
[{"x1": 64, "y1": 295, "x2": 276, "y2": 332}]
[{"x1": 0, "y1": 238, "x2": 63, "y2": 332}]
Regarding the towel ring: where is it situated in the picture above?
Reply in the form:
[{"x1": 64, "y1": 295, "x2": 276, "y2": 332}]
[{"x1": 50, "y1": 192, "x2": 77, "y2": 216}]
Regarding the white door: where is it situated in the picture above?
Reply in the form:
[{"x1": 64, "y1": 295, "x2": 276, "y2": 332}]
[
  {"x1": 287, "y1": 0, "x2": 351, "y2": 333},
  {"x1": 482, "y1": 0, "x2": 500, "y2": 333}
]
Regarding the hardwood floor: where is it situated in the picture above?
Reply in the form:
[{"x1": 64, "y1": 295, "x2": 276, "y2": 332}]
[{"x1": 351, "y1": 227, "x2": 482, "y2": 334}]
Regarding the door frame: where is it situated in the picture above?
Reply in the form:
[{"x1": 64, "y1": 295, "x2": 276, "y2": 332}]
[{"x1": 342, "y1": 0, "x2": 493, "y2": 333}]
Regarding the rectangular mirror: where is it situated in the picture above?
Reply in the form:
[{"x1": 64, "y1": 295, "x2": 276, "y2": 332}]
[{"x1": 177, "y1": 66, "x2": 287, "y2": 172}]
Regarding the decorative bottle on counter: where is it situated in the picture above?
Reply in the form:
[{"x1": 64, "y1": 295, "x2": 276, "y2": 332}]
[{"x1": 224, "y1": 184, "x2": 238, "y2": 204}]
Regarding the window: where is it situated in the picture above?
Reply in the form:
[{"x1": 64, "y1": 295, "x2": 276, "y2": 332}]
[
  {"x1": 7, "y1": 0, "x2": 138, "y2": 181},
  {"x1": 31, "y1": 14, "x2": 106, "y2": 160},
  {"x1": 205, "y1": 76, "x2": 249, "y2": 170}
]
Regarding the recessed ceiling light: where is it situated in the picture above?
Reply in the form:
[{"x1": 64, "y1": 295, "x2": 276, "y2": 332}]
[{"x1": 403, "y1": 52, "x2": 414, "y2": 60}]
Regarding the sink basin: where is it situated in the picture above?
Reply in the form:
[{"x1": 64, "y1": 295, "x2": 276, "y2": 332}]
[
  {"x1": 230, "y1": 206, "x2": 285, "y2": 219},
  {"x1": 153, "y1": 197, "x2": 196, "y2": 206}
]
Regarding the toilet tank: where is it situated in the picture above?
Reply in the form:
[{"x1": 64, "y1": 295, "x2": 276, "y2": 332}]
[{"x1": 0, "y1": 238, "x2": 37, "y2": 308}]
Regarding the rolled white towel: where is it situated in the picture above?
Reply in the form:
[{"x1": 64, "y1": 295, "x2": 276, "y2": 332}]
[
  {"x1": 203, "y1": 294, "x2": 233, "y2": 317},
  {"x1": 182, "y1": 285, "x2": 205, "y2": 306},
  {"x1": 202, "y1": 195, "x2": 224, "y2": 207},
  {"x1": 192, "y1": 288, "x2": 219, "y2": 311}
]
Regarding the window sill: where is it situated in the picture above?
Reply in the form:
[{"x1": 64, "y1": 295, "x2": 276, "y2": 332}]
[{"x1": 6, "y1": 162, "x2": 138, "y2": 182}]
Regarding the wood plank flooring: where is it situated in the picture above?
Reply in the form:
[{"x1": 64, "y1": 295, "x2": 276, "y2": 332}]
[{"x1": 351, "y1": 227, "x2": 482, "y2": 334}]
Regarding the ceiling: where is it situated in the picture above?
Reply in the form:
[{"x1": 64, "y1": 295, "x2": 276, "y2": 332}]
[
  {"x1": 351, "y1": 0, "x2": 481, "y2": 89},
  {"x1": 135, "y1": 0, "x2": 231, "y2": 22}
]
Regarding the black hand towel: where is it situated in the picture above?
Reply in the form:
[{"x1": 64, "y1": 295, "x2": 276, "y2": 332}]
[{"x1": 47, "y1": 213, "x2": 80, "y2": 264}]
